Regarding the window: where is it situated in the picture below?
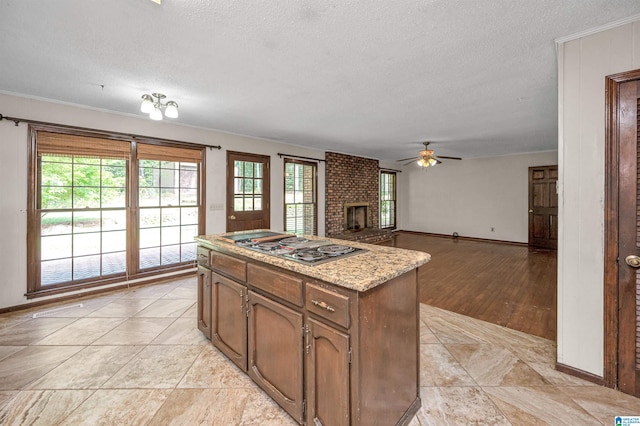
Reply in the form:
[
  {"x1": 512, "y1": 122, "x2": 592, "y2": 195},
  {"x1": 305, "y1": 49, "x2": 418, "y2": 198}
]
[
  {"x1": 233, "y1": 160, "x2": 264, "y2": 212},
  {"x1": 28, "y1": 126, "x2": 204, "y2": 297},
  {"x1": 138, "y1": 160, "x2": 199, "y2": 269},
  {"x1": 284, "y1": 159, "x2": 317, "y2": 235},
  {"x1": 380, "y1": 171, "x2": 396, "y2": 229}
]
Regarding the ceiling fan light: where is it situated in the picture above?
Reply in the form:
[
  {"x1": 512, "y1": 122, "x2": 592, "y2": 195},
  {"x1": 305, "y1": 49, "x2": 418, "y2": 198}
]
[
  {"x1": 417, "y1": 159, "x2": 427, "y2": 167},
  {"x1": 428, "y1": 158, "x2": 438, "y2": 166},
  {"x1": 149, "y1": 105, "x2": 163, "y2": 121},
  {"x1": 140, "y1": 94, "x2": 154, "y2": 113},
  {"x1": 164, "y1": 101, "x2": 179, "y2": 118}
]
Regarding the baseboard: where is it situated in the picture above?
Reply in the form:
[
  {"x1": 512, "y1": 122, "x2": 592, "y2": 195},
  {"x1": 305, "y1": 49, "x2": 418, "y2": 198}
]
[
  {"x1": 394, "y1": 230, "x2": 529, "y2": 247},
  {"x1": 555, "y1": 363, "x2": 605, "y2": 386},
  {"x1": 0, "y1": 271, "x2": 196, "y2": 315}
]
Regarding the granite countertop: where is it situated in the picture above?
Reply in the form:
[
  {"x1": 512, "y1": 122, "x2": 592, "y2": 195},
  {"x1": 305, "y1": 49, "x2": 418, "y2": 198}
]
[{"x1": 195, "y1": 230, "x2": 430, "y2": 292}]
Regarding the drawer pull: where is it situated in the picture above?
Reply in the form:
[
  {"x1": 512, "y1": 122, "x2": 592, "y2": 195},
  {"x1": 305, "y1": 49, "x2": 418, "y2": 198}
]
[{"x1": 311, "y1": 299, "x2": 335, "y2": 312}]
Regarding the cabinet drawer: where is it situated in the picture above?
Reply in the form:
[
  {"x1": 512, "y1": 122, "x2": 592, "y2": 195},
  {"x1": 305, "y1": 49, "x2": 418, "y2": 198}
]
[
  {"x1": 197, "y1": 246, "x2": 211, "y2": 268},
  {"x1": 247, "y1": 263, "x2": 303, "y2": 307},
  {"x1": 211, "y1": 251, "x2": 247, "y2": 281},
  {"x1": 305, "y1": 283, "x2": 350, "y2": 328}
]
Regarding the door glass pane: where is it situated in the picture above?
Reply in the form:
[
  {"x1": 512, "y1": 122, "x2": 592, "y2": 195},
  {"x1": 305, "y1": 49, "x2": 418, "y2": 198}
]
[
  {"x1": 244, "y1": 161, "x2": 254, "y2": 177},
  {"x1": 234, "y1": 197, "x2": 244, "y2": 211},
  {"x1": 244, "y1": 197, "x2": 254, "y2": 211},
  {"x1": 244, "y1": 179, "x2": 254, "y2": 194}
]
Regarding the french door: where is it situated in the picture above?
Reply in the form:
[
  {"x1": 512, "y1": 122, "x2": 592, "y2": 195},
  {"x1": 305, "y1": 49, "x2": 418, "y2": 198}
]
[{"x1": 226, "y1": 151, "x2": 270, "y2": 232}]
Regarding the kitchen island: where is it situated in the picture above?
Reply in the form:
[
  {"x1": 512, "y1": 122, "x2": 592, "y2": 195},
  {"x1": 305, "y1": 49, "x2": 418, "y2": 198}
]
[{"x1": 195, "y1": 231, "x2": 430, "y2": 426}]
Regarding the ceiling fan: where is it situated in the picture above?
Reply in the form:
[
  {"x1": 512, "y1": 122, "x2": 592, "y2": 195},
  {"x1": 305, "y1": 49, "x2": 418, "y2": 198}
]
[{"x1": 398, "y1": 142, "x2": 462, "y2": 167}]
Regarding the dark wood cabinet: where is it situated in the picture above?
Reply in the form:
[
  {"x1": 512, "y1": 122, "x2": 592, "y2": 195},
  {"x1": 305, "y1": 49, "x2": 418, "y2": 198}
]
[
  {"x1": 197, "y1": 241, "x2": 421, "y2": 426},
  {"x1": 306, "y1": 317, "x2": 350, "y2": 426},
  {"x1": 212, "y1": 272, "x2": 248, "y2": 371},
  {"x1": 248, "y1": 290, "x2": 304, "y2": 423},
  {"x1": 196, "y1": 265, "x2": 212, "y2": 340}
]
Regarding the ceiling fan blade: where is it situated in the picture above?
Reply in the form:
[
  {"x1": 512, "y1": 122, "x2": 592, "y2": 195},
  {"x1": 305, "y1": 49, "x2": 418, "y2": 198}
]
[
  {"x1": 397, "y1": 156, "x2": 418, "y2": 162},
  {"x1": 403, "y1": 159, "x2": 418, "y2": 166},
  {"x1": 435, "y1": 155, "x2": 462, "y2": 160}
]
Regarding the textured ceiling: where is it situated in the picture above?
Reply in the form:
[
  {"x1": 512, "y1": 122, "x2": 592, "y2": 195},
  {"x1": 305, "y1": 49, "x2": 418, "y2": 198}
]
[{"x1": 1, "y1": 1, "x2": 640, "y2": 161}]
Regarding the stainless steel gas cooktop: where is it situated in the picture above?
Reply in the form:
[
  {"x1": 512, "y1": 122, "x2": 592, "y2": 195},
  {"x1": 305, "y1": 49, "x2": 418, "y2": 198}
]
[{"x1": 234, "y1": 236, "x2": 366, "y2": 266}]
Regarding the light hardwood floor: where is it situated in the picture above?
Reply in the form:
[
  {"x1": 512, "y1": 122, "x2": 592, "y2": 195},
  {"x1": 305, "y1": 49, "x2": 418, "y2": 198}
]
[{"x1": 385, "y1": 232, "x2": 557, "y2": 341}]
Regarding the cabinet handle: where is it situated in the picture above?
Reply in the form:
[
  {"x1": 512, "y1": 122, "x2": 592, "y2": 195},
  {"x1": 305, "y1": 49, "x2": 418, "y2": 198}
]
[
  {"x1": 311, "y1": 299, "x2": 335, "y2": 312},
  {"x1": 240, "y1": 290, "x2": 244, "y2": 312},
  {"x1": 304, "y1": 324, "x2": 311, "y2": 354}
]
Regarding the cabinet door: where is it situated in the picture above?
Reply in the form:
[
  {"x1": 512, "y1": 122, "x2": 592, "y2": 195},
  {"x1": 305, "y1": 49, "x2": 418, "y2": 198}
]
[
  {"x1": 212, "y1": 272, "x2": 248, "y2": 371},
  {"x1": 197, "y1": 265, "x2": 212, "y2": 340},
  {"x1": 306, "y1": 318, "x2": 350, "y2": 426},
  {"x1": 248, "y1": 290, "x2": 304, "y2": 423}
]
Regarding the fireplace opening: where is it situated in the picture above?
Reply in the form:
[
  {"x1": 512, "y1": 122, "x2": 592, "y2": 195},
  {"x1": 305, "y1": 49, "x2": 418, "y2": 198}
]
[{"x1": 344, "y1": 203, "x2": 369, "y2": 231}]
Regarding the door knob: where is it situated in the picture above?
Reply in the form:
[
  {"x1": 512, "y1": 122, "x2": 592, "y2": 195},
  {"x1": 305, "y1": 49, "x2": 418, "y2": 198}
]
[
  {"x1": 528, "y1": 209, "x2": 534, "y2": 213},
  {"x1": 228, "y1": 215, "x2": 236, "y2": 220},
  {"x1": 625, "y1": 255, "x2": 640, "y2": 268}
]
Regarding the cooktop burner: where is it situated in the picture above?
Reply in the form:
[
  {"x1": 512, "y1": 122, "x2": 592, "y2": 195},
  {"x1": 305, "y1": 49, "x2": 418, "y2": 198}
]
[
  {"x1": 255, "y1": 242, "x2": 281, "y2": 251},
  {"x1": 279, "y1": 237, "x2": 309, "y2": 246},
  {"x1": 291, "y1": 250, "x2": 326, "y2": 262},
  {"x1": 317, "y1": 245, "x2": 354, "y2": 256}
]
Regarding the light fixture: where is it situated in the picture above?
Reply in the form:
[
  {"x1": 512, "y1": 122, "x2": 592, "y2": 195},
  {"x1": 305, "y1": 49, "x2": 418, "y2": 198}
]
[
  {"x1": 140, "y1": 93, "x2": 179, "y2": 120},
  {"x1": 416, "y1": 147, "x2": 438, "y2": 168}
]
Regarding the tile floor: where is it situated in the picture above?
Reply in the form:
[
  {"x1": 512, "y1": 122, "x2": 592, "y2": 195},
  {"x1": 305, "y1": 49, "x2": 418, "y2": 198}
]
[{"x1": 0, "y1": 277, "x2": 639, "y2": 425}]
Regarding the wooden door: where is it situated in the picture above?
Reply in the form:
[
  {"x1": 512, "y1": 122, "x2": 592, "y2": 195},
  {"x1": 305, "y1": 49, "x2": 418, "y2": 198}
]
[
  {"x1": 528, "y1": 165, "x2": 558, "y2": 249},
  {"x1": 248, "y1": 290, "x2": 303, "y2": 423},
  {"x1": 605, "y1": 73, "x2": 640, "y2": 396},
  {"x1": 196, "y1": 266, "x2": 212, "y2": 340},
  {"x1": 306, "y1": 318, "x2": 350, "y2": 426},
  {"x1": 212, "y1": 272, "x2": 248, "y2": 371},
  {"x1": 227, "y1": 151, "x2": 270, "y2": 232}
]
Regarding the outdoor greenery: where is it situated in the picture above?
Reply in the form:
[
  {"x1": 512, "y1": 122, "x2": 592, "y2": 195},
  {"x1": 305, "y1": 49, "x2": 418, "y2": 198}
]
[{"x1": 40, "y1": 155, "x2": 126, "y2": 210}]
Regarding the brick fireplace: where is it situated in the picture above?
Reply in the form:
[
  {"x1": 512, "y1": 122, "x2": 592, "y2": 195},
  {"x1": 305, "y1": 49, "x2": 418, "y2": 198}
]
[{"x1": 325, "y1": 152, "x2": 390, "y2": 243}]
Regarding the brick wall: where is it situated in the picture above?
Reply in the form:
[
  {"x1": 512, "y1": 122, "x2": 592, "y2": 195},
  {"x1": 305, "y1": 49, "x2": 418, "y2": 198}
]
[{"x1": 325, "y1": 152, "x2": 379, "y2": 236}]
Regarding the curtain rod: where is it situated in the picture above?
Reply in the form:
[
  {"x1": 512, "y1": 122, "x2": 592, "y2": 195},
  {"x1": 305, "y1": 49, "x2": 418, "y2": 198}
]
[
  {"x1": 379, "y1": 167, "x2": 402, "y2": 173},
  {"x1": 0, "y1": 113, "x2": 222, "y2": 150},
  {"x1": 277, "y1": 152, "x2": 325, "y2": 162}
]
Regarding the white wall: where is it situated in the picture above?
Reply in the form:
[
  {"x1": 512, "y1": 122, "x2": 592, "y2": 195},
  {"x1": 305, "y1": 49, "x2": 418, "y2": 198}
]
[
  {"x1": 398, "y1": 151, "x2": 557, "y2": 243},
  {"x1": 0, "y1": 93, "x2": 325, "y2": 310},
  {"x1": 557, "y1": 19, "x2": 640, "y2": 376}
]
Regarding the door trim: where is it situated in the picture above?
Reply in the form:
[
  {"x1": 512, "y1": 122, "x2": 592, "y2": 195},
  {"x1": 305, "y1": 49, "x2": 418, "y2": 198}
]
[
  {"x1": 226, "y1": 151, "x2": 271, "y2": 232},
  {"x1": 603, "y1": 68, "x2": 640, "y2": 389}
]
